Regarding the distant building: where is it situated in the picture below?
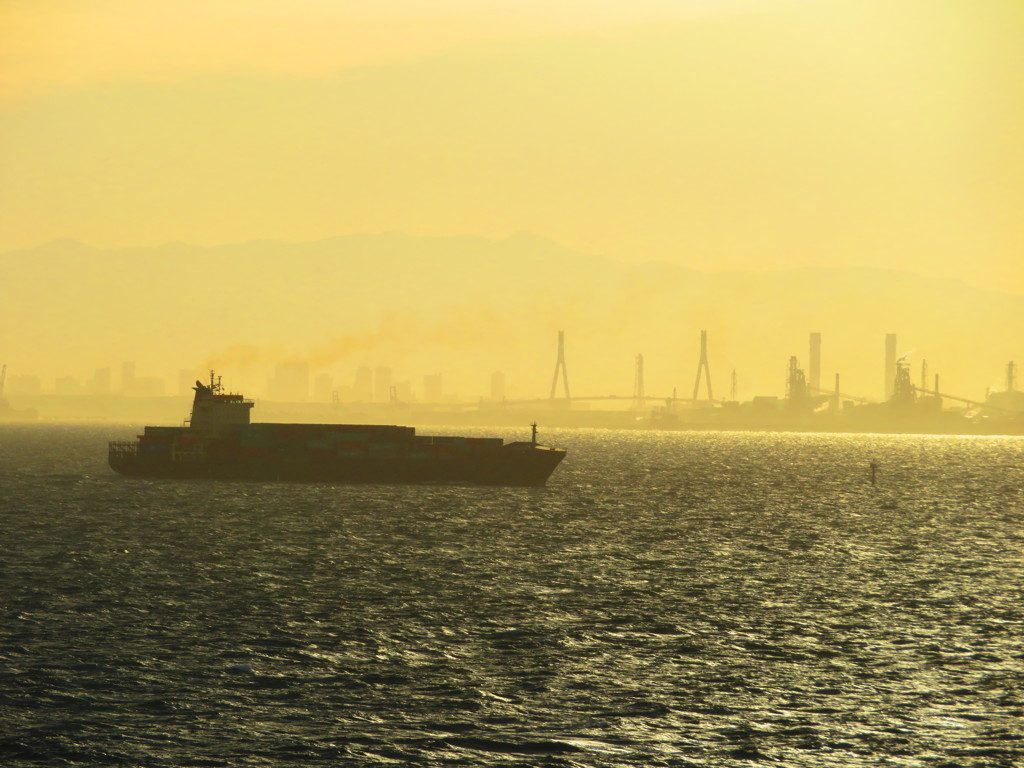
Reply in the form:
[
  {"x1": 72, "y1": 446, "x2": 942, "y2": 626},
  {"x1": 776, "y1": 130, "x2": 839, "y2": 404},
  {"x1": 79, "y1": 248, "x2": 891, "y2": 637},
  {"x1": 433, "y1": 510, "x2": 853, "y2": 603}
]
[
  {"x1": 986, "y1": 361, "x2": 1024, "y2": 413},
  {"x1": 353, "y1": 367, "x2": 373, "y2": 401},
  {"x1": 178, "y1": 369, "x2": 197, "y2": 396},
  {"x1": 313, "y1": 373, "x2": 333, "y2": 402},
  {"x1": 122, "y1": 361, "x2": 136, "y2": 394},
  {"x1": 423, "y1": 374, "x2": 443, "y2": 402},
  {"x1": 374, "y1": 366, "x2": 392, "y2": 403},
  {"x1": 121, "y1": 362, "x2": 164, "y2": 397},
  {"x1": 55, "y1": 376, "x2": 83, "y2": 395},
  {"x1": 268, "y1": 362, "x2": 310, "y2": 402},
  {"x1": 987, "y1": 390, "x2": 1024, "y2": 413},
  {"x1": 394, "y1": 380, "x2": 413, "y2": 402},
  {"x1": 7, "y1": 374, "x2": 42, "y2": 396},
  {"x1": 86, "y1": 368, "x2": 111, "y2": 395},
  {"x1": 128, "y1": 377, "x2": 165, "y2": 397}
]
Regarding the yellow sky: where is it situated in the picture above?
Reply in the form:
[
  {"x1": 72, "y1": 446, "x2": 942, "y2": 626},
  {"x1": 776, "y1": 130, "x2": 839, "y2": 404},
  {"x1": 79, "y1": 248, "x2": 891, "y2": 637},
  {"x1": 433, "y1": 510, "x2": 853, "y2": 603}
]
[
  {"x1": 0, "y1": 0, "x2": 767, "y2": 97},
  {"x1": 2, "y1": 0, "x2": 1023, "y2": 292}
]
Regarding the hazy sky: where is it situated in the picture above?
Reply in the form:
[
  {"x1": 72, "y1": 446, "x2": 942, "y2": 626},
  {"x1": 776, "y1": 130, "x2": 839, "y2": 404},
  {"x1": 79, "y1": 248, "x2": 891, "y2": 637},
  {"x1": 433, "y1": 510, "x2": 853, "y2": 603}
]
[{"x1": 2, "y1": 0, "x2": 1023, "y2": 293}]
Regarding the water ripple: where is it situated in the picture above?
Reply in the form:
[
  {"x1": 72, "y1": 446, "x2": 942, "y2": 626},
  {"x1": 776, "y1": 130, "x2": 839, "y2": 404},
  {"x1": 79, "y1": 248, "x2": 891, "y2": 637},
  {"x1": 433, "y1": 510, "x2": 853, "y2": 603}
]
[{"x1": 1, "y1": 425, "x2": 1022, "y2": 766}]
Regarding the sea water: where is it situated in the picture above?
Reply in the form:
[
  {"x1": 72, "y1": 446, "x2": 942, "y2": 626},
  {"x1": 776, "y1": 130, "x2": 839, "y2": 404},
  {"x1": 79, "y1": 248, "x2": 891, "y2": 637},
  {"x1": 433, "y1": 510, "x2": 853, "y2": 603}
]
[{"x1": 1, "y1": 424, "x2": 1022, "y2": 767}]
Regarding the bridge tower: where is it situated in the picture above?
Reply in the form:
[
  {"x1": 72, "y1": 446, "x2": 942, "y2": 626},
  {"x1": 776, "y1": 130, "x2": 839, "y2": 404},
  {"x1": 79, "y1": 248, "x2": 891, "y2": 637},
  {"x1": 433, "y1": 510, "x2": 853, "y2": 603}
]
[
  {"x1": 549, "y1": 330, "x2": 571, "y2": 400},
  {"x1": 691, "y1": 330, "x2": 714, "y2": 402},
  {"x1": 632, "y1": 354, "x2": 645, "y2": 410}
]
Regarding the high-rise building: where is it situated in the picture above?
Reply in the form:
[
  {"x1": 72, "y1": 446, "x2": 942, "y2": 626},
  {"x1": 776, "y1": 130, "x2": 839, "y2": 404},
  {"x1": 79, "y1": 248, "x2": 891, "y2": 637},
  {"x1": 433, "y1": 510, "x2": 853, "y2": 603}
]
[
  {"x1": 374, "y1": 366, "x2": 392, "y2": 403},
  {"x1": 55, "y1": 376, "x2": 83, "y2": 395},
  {"x1": 121, "y1": 361, "x2": 136, "y2": 393},
  {"x1": 268, "y1": 362, "x2": 310, "y2": 402},
  {"x1": 423, "y1": 374, "x2": 443, "y2": 402},
  {"x1": 394, "y1": 381, "x2": 413, "y2": 402},
  {"x1": 129, "y1": 377, "x2": 166, "y2": 397},
  {"x1": 118, "y1": 362, "x2": 164, "y2": 396},
  {"x1": 86, "y1": 368, "x2": 111, "y2": 395},
  {"x1": 313, "y1": 373, "x2": 333, "y2": 402},
  {"x1": 354, "y1": 367, "x2": 373, "y2": 401}
]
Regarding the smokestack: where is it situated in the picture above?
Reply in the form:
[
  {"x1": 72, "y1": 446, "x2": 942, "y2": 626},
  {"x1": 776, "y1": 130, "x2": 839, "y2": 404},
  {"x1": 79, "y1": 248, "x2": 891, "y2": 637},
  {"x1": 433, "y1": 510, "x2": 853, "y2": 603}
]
[
  {"x1": 632, "y1": 354, "x2": 645, "y2": 410},
  {"x1": 885, "y1": 333, "x2": 897, "y2": 400},
  {"x1": 809, "y1": 332, "x2": 821, "y2": 393}
]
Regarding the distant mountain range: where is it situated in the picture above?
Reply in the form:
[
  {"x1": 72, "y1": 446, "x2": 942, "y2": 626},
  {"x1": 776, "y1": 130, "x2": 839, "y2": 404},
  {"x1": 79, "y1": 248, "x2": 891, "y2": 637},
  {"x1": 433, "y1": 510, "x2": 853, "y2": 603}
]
[{"x1": 3, "y1": 232, "x2": 1022, "y2": 401}]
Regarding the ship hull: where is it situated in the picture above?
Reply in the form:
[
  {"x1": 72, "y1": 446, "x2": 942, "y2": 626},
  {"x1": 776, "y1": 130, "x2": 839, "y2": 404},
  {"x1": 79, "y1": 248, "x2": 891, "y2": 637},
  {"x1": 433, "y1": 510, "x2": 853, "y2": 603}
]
[{"x1": 109, "y1": 444, "x2": 565, "y2": 486}]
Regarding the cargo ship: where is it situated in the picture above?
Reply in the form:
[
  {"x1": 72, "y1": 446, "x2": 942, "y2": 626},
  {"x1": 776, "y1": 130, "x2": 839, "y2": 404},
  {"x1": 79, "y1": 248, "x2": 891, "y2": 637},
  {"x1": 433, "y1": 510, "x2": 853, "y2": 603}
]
[{"x1": 108, "y1": 374, "x2": 566, "y2": 485}]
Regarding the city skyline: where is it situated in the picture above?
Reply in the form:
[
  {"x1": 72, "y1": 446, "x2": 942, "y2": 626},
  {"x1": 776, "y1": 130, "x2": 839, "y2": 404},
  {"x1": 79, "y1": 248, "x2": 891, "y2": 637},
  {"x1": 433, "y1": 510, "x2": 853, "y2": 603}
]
[{"x1": 4, "y1": 327, "x2": 1020, "y2": 408}]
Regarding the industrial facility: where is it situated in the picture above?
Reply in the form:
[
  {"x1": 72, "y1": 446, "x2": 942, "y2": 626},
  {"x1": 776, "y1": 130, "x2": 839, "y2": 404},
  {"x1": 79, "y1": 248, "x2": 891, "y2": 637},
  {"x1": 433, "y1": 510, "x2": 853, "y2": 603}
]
[
  {"x1": 5, "y1": 330, "x2": 1024, "y2": 434},
  {"x1": 472, "y1": 330, "x2": 1024, "y2": 434}
]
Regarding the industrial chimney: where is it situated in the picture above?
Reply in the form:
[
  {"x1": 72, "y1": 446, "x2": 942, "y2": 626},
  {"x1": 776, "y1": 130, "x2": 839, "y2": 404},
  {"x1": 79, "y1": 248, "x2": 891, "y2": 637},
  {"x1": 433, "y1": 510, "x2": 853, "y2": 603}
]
[
  {"x1": 809, "y1": 332, "x2": 821, "y2": 393},
  {"x1": 884, "y1": 333, "x2": 897, "y2": 400}
]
